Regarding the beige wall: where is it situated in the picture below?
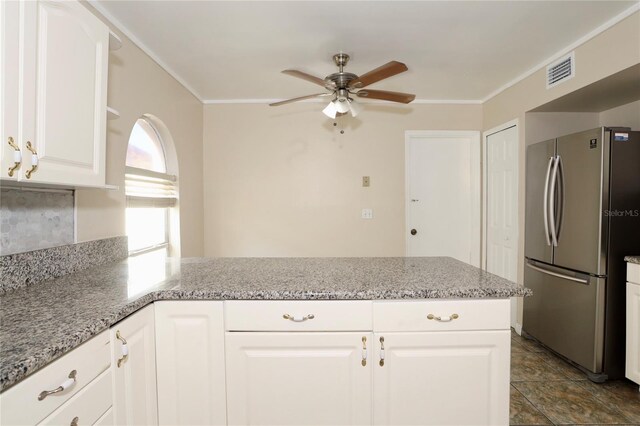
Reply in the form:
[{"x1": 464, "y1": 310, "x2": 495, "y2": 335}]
[
  {"x1": 483, "y1": 11, "x2": 639, "y2": 325},
  {"x1": 75, "y1": 3, "x2": 204, "y2": 256},
  {"x1": 203, "y1": 103, "x2": 482, "y2": 257},
  {"x1": 599, "y1": 100, "x2": 640, "y2": 129}
]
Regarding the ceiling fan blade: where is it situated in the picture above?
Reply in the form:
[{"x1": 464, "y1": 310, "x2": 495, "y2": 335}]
[
  {"x1": 282, "y1": 70, "x2": 334, "y2": 88},
  {"x1": 355, "y1": 89, "x2": 415, "y2": 104},
  {"x1": 348, "y1": 61, "x2": 408, "y2": 89},
  {"x1": 269, "y1": 93, "x2": 332, "y2": 107}
]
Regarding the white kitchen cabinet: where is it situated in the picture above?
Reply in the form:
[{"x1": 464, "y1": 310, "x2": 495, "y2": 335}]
[
  {"x1": 372, "y1": 299, "x2": 511, "y2": 426},
  {"x1": 225, "y1": 332, "x2": 373, "y2": 426},
  {"x1": 110, "y1": 304, "x2": 158, "y2": 426},
  {"x1": 0, "y1": 331, "x2": 111, "y2": 425},
  {"x1": 0, "y1": 0, "x2": 108, "y2": 186},
  {"x1": 627, "y1": 263, "x2": 640, "y2": 388},
  {"x1": 373, "y1": 331, "x2": 510, "y2": 426},
  {"x1": 154, "y1": 301, "x2": 227, "y2": 426}
]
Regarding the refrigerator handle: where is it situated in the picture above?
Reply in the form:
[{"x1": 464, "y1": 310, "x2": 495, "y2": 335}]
[
  {"x1": 543, "y1": 156, "x2": 554, "y2": 246},
  {"x1": 526, "y1": 261, "x2": 589, "y2": 284},
  {"x1": 549, "y1": 155, "x2": 560, "y2": 247},
  {"x1": 555, "y1": 155, "x2": 565, "y2": 241}
]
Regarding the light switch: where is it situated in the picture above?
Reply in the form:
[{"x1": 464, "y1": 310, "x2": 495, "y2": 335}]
[
  {"x1": 361, "y1": 208, "x2": 373, "y2": 219},
  {"x1": 362, "y1": 176, "x2": 370, "y2": 187}
]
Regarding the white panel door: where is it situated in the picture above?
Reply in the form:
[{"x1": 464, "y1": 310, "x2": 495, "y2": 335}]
[
  {"x1": 373, "y1": 331, "x2": 510, "y2": 426},
  {"x1": 0, "y1": 0, "x2": 20, "y2": 180},
  {"x1": 226, "y1": 332, "x2": 373, "y2": 425},
  {"x1": 155, "y1": 301, "x2": 227, "y2": 426},
  {"x1": 485, "y1": 126, "x2": 518, "y2": 282},
  {"x1": 21, "y1": 0, "x2": 108, "y2": 186},
  {"x1": 111, "y1": 304, "x2": 158, "y2": 426},
  {"x1": 485, "y1": 125, "x2": 519, "y2": 327},
  {"x1": 406, "y1": 131, "x2": 481, "y2": 266}
]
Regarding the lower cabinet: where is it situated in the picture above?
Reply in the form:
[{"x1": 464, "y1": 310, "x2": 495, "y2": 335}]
[
  {"x1": 627, "y1": 263, "x2": 640, "y2": 387},
  {"x1": 373, "y1": 331, "x2": 510, "y2": 426},
  {"x1": 111, "y1": 304, "x2": 158, "y2": 426},
  {"x1": 225, "y1": 332, "x2": 373, "y2": 425},
  {"x1": 154, "y1": 301, "x2": 227, "y2": 426}
]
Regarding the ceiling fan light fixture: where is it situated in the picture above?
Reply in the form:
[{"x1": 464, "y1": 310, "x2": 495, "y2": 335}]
[
  {"x1": 322, "y1": 101, "x2": 338, "y2": 119},
  {"x1": 334, "y1": 99, "x2": 350, "y2": 114},
  {"x1": 348, "y1": 99, "x2": 362, "y2": 117}
]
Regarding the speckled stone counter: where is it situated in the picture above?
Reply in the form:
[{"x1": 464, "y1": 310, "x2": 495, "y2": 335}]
[
  {"x1": 0, "y1": 256, "x2": 530, "y2": 391},
  {"x1": 625, "y1": 256, "x2": 640, "y2": 264}
]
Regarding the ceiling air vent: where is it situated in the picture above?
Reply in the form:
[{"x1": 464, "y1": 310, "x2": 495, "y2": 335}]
[{"x1": 546, "y1": 52, "x2": 575, "y2": 89}]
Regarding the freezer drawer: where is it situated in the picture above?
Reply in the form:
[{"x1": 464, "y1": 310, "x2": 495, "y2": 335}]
[{"x1": 523, "y1": 259, "x2": 605, "y2": 373}]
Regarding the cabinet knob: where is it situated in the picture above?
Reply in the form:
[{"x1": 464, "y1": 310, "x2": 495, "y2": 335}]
[
  {"x1": 70, "y1": 417, "x2": 79, "y2": 426},
  {"x1": 7, "y1": 137, "x2": 21, "y2": 177},
  {"x1": 25, "y1": 141, "x2": 38, "y2": 179},
  {"x1": 410, "y1": 229, "x2": 417, "y2": 236},
  {"x1": 38, "y1": 370, "x2": 77, "y2": 401}
]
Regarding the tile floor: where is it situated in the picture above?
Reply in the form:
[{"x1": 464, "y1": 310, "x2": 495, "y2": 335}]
[{"x1": 510, "y1": 329, "x2": 640, "y2": 425}]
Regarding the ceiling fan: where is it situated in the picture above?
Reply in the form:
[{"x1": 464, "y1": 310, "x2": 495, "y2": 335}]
[{"x1": 269, "y1": 53, "x2": 415, "y2": 118}]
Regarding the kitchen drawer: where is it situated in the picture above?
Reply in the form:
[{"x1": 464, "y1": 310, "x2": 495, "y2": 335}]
[
  {"x1": 628, "y1": 263, "x2": 640, "y2": 285},
  {"x1": 373, "y1": 299, "x2": 510, "y2": 332},
  {"x1": 38, "y1": 370, "x2": 112, "y2": 425},
  {"x1": 225, "y1": 301, "x2": 373, "y2": 331},
  {"x1": 0, "y1": 330, "x2": 111, "y2": 425},
  {"x1": 93, "y1": 407, "x2": 114, "y2": 426}
]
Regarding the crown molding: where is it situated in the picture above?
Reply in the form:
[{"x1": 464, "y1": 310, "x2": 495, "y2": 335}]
[
  {"x1": 203, "y1": 98, "x2": 483, "y2": 105},
  {"x1": 88, "y1": 0, "x2": 205, "y2": 102},
  {"x1": 481, "y1": 3, "x2": 640, "y2": 103}
]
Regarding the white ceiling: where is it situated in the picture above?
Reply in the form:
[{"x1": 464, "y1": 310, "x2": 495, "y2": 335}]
[{"x1": 93, "y1": 1, "x2": 638, "y2": 102}]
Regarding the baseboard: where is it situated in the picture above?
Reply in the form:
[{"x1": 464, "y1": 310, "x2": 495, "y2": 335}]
[{"x1": 514, "y1": 323, "x2": 523, "y2": 335}]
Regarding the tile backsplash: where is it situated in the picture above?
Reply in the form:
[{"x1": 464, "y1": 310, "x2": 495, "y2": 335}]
[{"x1": 0, "y1": 188, "x2": 75, "y2": 255}]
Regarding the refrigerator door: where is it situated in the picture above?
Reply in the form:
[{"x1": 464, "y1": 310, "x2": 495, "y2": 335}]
[
  {"x1": 523, "y1": 259, "x2": 605, "y2": 373},
  {"x1": 553, "y1": 128, "x2": 608, "y2": 275},
  {"x1": 525, "y1": 139, "x2": 555, "y2": 264}
]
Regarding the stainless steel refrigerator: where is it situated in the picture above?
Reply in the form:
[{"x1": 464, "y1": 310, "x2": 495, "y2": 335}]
[{"x1": 523, "y1": 127, "x2": 640, "y2": 381}]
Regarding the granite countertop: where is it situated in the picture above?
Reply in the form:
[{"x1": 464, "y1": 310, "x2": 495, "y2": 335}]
[
  {"x1": 625, "y1": 256, "x2": 640, "y2": 264},
  {"x1": 0, "y1": 256, "x2": 530, "y2": 391}
]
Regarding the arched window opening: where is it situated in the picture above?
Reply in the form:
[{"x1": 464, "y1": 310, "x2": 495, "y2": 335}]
[{"x1": 125, "y1": 117, "x2": 178, "y2": 257}]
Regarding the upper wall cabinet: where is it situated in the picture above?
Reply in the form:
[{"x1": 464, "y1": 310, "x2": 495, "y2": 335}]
[{"x1": 1, "y1": 0, "x2": 109, "y2": 187}]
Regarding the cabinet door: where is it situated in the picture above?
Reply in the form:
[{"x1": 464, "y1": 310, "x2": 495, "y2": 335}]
[
  {"x1": 155, "y1": 301, "x2": 227, "y2": 426},
  {"x1": 21, "y1": 0, "x2": 108, "y2": 186},
  {"x1": 0, "y1": 0, "x2": 21, "y2": 180},
  {"x1": 111, "y1": 304, "x2": 158, "y2": 426},
  {"x1": 225, "y1": 332, "x2": 373, "y2": 425},
  {"x1": 373, "y1": 331, "x2": 510, "y2": 426},
  {"x1": 627, "y1": 282, "x2": 640, "y2": 385}
]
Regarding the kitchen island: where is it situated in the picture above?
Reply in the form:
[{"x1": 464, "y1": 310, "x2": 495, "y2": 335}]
[{"x1": 0, "y1": 256, "x2": 530, "y2": 425}]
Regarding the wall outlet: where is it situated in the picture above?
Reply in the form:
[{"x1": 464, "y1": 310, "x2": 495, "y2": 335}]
[
  {"x1": 362, "y1": 176, "x2": 370, "y2": 187},
  {"x1": 361, "y1": 208, "x2": 373, "y2": 219}
]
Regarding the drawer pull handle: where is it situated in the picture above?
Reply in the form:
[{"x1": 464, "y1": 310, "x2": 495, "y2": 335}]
[
  {"x1": 282, "y1": 314, "x2": 315, "y2": 322},
  {"x1": 7, "y1": 137, "x2": 21, "y2": 177},
  {"x1": 379, "y1": 336, "x2": 385, "y2": 367},
  {"x1": 38, "y1": 370, "x2": 77, "y2": 401},
  {"x1": 25, "y1": 141, "x2": 38, "y2": 179},
  {"x1": 116, "y1": 330, "x2": 128, "y2": 367},
  {"x1": 427, "y1": 313, "x2": 459, "y2": 322},
  {"x1": 361, "y1": 336, "x2": 367, "y2": 366},
  {"x1": 70, "y1": 417, "x2": 79, "y2": 426}
]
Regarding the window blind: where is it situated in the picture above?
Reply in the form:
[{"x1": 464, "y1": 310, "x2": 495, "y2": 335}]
[{"x1": 125, "y1": 166, "x2": 177, "y2": 208}]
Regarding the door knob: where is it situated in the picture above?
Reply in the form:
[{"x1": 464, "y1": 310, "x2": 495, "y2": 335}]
[{"x1": 410, "y1": 229, "x2": 417, "y2": 235}]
